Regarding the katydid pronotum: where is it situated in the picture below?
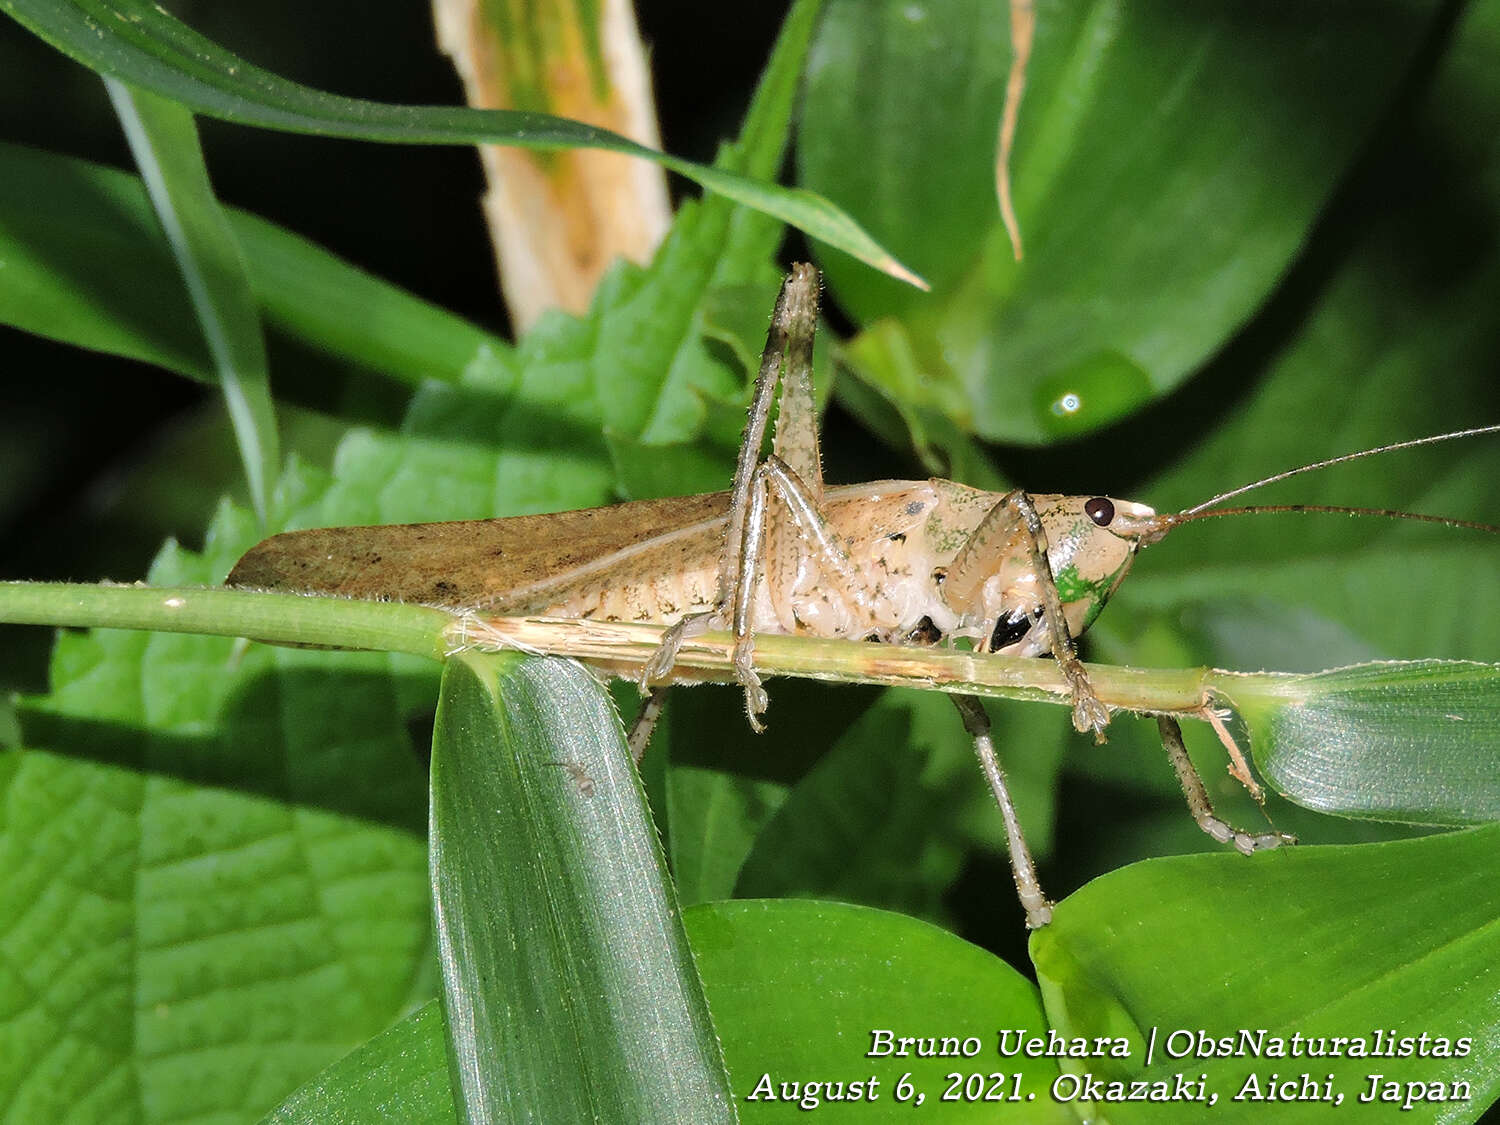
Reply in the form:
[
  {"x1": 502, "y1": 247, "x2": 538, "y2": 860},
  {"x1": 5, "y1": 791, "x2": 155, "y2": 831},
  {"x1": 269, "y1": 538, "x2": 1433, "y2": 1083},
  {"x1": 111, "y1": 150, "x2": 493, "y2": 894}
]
[{"x1": 229, "y1": 264, "x2": 1500, "y2": 929}]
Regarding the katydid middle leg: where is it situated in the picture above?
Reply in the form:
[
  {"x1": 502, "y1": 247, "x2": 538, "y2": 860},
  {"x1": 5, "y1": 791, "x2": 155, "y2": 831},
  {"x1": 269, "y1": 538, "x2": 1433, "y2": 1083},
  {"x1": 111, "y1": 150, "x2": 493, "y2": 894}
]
[
  {"x1": 626, "y1": 686, "x2": 671, "y2": 763},
  {"x1": 1157, "y1": 716, "x2": 1295, "y2": 853},
  {"x1": 951, "y1": 693, "x2": 1054, "y2": 929}
]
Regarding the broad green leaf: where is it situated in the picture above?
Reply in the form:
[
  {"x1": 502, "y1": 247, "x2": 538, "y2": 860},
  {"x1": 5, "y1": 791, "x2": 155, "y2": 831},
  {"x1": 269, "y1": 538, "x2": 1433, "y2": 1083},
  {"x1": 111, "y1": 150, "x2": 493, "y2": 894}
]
[
  {"x1": 261, "y1": 1001, "x2": 455, "y2": 1125},
  {"x1": 733, "y1": 690, "x2": 1037, "y2": 924},
  {"x1": 1034, "y1": 826, "x2": 1500, "y2": 1124},
  {"x1": 0, "y1": 0, "x2": 922, "y2": 286},
  {"x1": 0, "y1": 139, "x2": 512, "y2": 391},
  {"x1": 690, "y1": 899, "x2": 1072, "y2": 1123},
  {"x1": 263, "y1": 901, "x2": 1074, "y2": 1124},
  {"x1": 104, "y1": 79, "x2": 278, "y2": 523},
  {"x1": 801, "y1": 0, "x2": 1443, "y2": 442},
  {"x1": 430, "y1": 654, "x2": 732, "y2": 1122},
  {"x1": 4, "y1": 499, "x2": 434, "y2": 1125},
  {"x1": 667, "y1": 764, "x2": 788, "y2": 907}
]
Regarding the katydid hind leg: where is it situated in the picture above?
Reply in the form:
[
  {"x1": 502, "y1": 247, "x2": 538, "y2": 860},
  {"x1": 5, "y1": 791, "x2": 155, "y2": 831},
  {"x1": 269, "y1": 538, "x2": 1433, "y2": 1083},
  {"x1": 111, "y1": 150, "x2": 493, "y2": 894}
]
[
  {"x1": 641, "y1": 266, "x2": 820, "y2": 712},
  {"x1": 1157, "y1": 716, "x2": 1295, "y2": 854},
  {"x1": 951, "y1": 694, "x2": 1054, "y2": 929},
  {"x1": 769, "y1": 262, "x2": 823, "y2": 500},
  {"x1": 722, "y1": 266, "x2": 838, "y2": 727},
  {"x1": 731, "y1": 467, "x2": 772, "y2": 728},
  {"x1": 627, "y1": 686, "x2": 671, "y2": 763},
  {"x1": 717, "y1": 264, "x2": 819, "y2": 613},
  {"x1": 761, "y1": 454, "x2": 865, "y2": 609},
  {"x1": 732, "y1": 453, "x2": 886, "y2": 727}
]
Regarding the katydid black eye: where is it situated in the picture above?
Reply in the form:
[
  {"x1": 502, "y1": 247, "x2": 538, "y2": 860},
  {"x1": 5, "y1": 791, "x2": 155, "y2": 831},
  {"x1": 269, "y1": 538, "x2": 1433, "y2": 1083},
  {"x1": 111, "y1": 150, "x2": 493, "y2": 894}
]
[{"x1": 1085, "y1": 497, "x2": 1115, "y2": 527}]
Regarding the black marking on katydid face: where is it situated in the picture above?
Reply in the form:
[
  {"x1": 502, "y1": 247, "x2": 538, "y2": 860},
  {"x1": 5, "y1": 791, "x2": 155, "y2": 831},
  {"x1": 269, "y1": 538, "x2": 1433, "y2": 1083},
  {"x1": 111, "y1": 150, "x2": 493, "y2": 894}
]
[
  {"x1": 988, "y1": 608, "x2": 1034, "y2": 652},
  {"x1": 907, "y1": 616, "x2": 942, "y2": 645},
  {"x1": 1085, "y1": 497, "x2": 1115, "y2": 527}
]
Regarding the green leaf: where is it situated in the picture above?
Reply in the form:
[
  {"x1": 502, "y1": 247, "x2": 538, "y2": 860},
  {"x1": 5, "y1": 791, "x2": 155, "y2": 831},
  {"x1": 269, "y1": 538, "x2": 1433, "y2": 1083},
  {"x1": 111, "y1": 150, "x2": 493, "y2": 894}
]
[
  {"x1": 733, "y1": 690, "x2": 1023, "y2": 922},
  {"x1": 104, "y1": 79, "x2": 279, "y2": 523},
  {"x1": 800, "y1": 0, "x2": 1445, "y2": 442},
  {"x1": 667, "y1": 765, "x2": 788, "y2": 907},
  {"x1": 430, "y1": 654, "x2": 733, "y2": 1122},
  {"x1": 5, "y1": 501, "x2": 435, "y2": 1124},
  {"x1": 262, "y1": 902, "x2": 1074, "y2": 1124},
  {"x1": 0, "y1": 0, "x2": 922, "y2": 286},
  {"x1": 235, "y1": 210, "x2": 516, "y2": 395},
  {"x1": 261, "y1": 1001, "x2": 455, "y2": 1125},
  {"x1": 690, "y1": 900, "x2": 1073, "y2": 1123},
  {"x1": 1034, "y1": 826, "x2": 1500, "y2": 1124},
  {"x1": 0, "y1": 139, "x2": 514, "y2": 391}
]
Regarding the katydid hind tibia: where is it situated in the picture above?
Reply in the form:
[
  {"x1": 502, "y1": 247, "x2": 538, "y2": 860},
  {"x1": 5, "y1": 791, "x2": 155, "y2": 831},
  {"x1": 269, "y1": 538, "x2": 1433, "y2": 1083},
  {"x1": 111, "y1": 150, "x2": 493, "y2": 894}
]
[{"x1": 228, "y1": 265, "x2": 1500, "y2": 929}]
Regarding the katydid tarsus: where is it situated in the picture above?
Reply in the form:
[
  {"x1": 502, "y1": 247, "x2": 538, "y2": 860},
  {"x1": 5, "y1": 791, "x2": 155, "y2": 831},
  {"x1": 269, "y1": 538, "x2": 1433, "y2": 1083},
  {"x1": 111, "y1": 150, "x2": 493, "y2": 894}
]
[{"x1": 228, "y1": 265, "x2": 1500, "y2": 929}]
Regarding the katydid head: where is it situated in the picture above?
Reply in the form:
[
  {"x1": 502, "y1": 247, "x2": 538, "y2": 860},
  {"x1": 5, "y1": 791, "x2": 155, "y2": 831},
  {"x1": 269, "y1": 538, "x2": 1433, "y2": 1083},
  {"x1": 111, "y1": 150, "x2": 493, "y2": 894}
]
[
  {"x1": 927, "y1": 424, "x2": 1499, "y2": 657},
  {"x1": 937, "y1": 492, "x2": 1160, "y2": 655},
  {"x1": 1026, "y1": 494, "x2": 1162, "y2": 642}
]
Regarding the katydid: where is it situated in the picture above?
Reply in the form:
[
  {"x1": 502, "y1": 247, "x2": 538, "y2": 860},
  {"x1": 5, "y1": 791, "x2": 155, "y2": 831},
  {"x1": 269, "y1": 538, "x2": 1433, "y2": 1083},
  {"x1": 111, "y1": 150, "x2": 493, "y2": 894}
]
[{"x1": 228, "y1": 264, "x2": 1500, "y2": 929}]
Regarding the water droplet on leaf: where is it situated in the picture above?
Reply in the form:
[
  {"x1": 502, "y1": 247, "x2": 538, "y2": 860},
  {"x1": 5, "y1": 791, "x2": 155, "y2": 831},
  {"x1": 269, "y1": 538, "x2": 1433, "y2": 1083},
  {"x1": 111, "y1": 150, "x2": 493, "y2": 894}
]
[{"x1": 1033, "y1": 352, "x2": 1153, "y2": 439}]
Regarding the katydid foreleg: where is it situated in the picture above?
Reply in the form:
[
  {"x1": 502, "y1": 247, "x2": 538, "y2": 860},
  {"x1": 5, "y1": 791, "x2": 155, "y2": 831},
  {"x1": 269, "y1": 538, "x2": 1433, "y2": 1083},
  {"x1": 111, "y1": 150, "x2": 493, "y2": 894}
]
[{"x1": 944, "y1": 489, "x2": 1112, "y2": 740}]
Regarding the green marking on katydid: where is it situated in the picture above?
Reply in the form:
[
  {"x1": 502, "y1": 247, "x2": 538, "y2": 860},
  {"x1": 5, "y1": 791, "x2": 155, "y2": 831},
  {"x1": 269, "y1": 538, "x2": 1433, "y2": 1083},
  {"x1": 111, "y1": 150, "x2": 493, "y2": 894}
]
[{"x1": 1052, "y1": 563, "x2": 1110, "y2": 605}]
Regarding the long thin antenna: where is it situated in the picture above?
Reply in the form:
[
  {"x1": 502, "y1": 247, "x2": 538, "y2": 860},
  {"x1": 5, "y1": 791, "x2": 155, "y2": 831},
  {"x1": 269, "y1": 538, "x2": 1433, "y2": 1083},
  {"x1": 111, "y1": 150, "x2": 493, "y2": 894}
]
[
  {"x1": 1178, "y1": 424, "x2": 1500, "y2": 517},
  {"x1": 1167, "y1": 503, "x2": 1500, "y2": 536}
]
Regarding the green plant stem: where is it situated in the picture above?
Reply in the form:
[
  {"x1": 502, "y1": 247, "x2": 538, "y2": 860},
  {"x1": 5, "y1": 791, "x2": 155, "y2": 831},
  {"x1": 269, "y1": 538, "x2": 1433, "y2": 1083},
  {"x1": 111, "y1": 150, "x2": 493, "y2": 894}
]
[
  {"x1": 453, "y1": 612, "x2": 1230, "y2": 713},
  {"x1": 0, "y1": 581, "x2": 453, "y2": 660},
  {"x1": 7, "y1": 582, "x2": 1492, "y2": 734}
]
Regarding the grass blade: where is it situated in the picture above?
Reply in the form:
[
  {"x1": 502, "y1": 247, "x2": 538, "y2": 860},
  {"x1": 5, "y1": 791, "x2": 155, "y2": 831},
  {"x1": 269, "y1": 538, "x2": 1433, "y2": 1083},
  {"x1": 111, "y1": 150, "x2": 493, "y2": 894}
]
[
  {"x1": 430, "y1": 653, "x2": 734, "y2": 1123},
  {"x1": 0, "y1": 139, "x2": 511, "y2": 390},
  {"x1": 104, "y1": 79, "x2": 279, "y2": 523},
  {"x1": 1, "y1": 0, "x2": 923, "y2": 287},
  {"x1": 1234, "y1": 661, "x2": 1500, "y2": 825}
]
